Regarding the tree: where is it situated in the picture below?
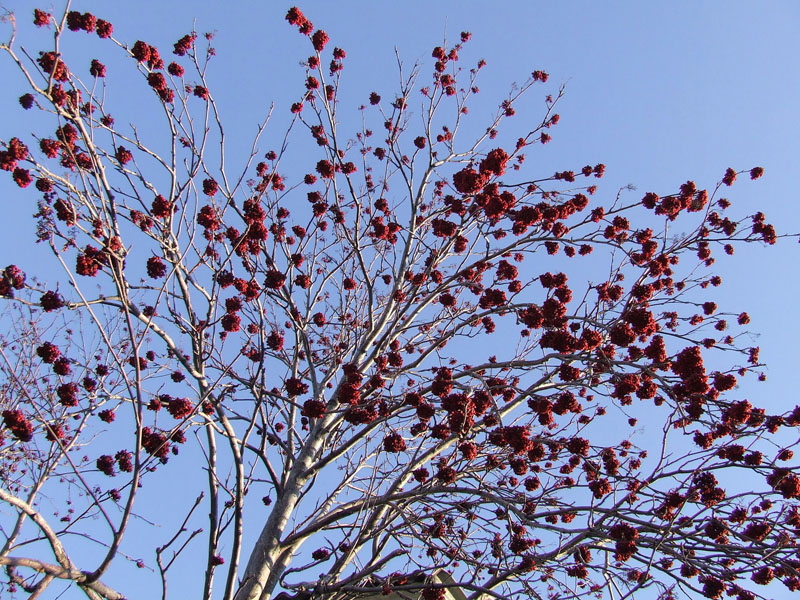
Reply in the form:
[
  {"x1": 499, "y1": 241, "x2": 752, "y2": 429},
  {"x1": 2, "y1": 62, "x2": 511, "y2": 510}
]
[{"x1": 0, "y1": 4, "x2": 798, "y2": 600}]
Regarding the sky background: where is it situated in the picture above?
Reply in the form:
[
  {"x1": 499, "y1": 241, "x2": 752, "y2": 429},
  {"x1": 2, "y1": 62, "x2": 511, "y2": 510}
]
[
  {"x1": 2, "y1": 1, "x2": 797, "y2": 381},
  {"x1": 1, "y1": 1, "x2": 799, "y2": 598}
]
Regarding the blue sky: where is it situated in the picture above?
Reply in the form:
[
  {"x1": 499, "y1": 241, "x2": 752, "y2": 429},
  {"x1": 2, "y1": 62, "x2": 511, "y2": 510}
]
[
  {"x1": 1, "y1": 1, "x2": 799, "y2": 598},
  {"x1": 3, "y1": 0, "x2": 797, "y2": 400}
]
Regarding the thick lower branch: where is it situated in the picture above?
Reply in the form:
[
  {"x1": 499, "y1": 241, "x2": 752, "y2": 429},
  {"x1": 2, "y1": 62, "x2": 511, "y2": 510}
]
[{"x1": 0, "y1": 556, "x2": 126, "y2": 600}]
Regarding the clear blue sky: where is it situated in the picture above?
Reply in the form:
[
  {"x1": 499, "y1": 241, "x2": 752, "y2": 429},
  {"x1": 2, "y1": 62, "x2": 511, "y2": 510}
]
[
  {"x1": 1, "y1": 2, "x2": 799, "y2": 598},
  {"x1": 3, "y1": 0, "x2": 797, "y2": 401}
]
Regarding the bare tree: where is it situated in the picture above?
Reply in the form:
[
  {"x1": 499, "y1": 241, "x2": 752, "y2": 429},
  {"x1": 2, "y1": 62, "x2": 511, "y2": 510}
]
[{"x1": 0, "y1": 5, "x2": 798, "y2": 600}]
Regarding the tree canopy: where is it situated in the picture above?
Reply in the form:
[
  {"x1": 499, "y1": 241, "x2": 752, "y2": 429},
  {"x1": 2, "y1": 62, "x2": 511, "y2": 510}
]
[{"x1": 0, "y1": 5, "x2": 798, "y2": 600}]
